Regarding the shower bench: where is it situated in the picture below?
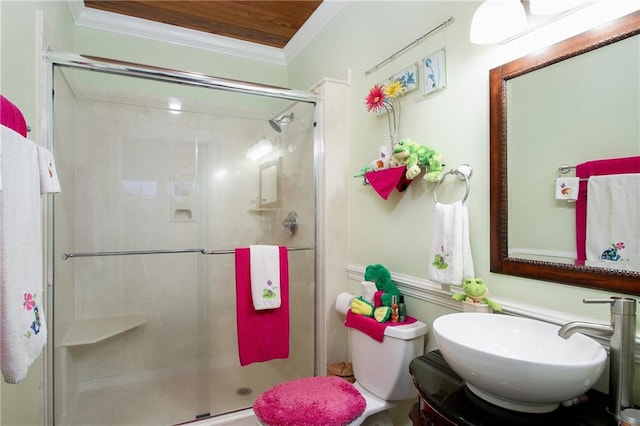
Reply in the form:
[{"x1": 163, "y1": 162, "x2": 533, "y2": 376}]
[{"x1": 62, "y1": 314, "x2": 147, "y2": 347}]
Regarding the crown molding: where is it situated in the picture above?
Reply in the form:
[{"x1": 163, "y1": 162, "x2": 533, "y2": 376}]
[
  {"x1": 284, "y1": 1, "x2": 348, "y2": 63},
  {"x1": 66, "y1": 0, "x2": 346, "y2": 66}
]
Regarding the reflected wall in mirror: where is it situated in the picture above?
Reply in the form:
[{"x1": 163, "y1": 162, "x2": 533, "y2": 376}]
[
  {"x1": 489, "y1": 11, "x2": 640, "y2": 295},
  {"x1": 259, "y1": 158, "x2": 280, "y2": 208}
]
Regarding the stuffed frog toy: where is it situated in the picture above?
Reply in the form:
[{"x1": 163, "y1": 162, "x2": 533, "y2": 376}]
[
  {"x1": 452, "y1": 278, "x2": 502, "y2": 312},
  {"x1": 364, "y1": 264, "x2": 400, "y2": 306},
  {"x1": 350, "y1": 264, "x2": 401, "y2": 322},
  {"x1": 389, "y1": 139, "x2": 444, "y2": 182}
]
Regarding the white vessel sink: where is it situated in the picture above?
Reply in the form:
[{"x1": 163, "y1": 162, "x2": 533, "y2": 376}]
[{"x1": 432, "y1": 313, "x2": 607, "y2": 413}]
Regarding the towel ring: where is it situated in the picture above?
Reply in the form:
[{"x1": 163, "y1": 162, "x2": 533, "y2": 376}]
[{"x1": 433, "y1": 164, "x2": 472, "y2": 204}]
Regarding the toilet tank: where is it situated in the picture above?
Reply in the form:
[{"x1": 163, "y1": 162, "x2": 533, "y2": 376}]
[{"x1": 350, "y1": 321, "x2": 428, "y2": 401}]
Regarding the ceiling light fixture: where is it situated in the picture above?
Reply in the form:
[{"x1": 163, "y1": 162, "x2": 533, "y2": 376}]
[
  {"x1": 470, "y1": 0, "x2": 528, "y2": 44},
  {"x1": 529, "y1": 0, "x2": 590, "y2": 16},
  {"x1": 246, "y1": 137, "x2": 275, "y2": 161},
  {"x1": 168, "y1": 99, "x2": 182, "y2": 115}
]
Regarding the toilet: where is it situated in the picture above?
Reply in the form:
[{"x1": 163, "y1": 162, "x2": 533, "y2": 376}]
[{"x1": 253, "y1": 293, "x2": 428, "y2": 426}]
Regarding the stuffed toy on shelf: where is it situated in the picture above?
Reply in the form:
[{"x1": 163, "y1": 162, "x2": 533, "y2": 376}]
[
  {"x1": 452, "y1": 278, "x2": 502, "y2": 312},
  {"x1": 388, "y1": 139, "x2": 444, "y2": 182},
  {"x1": 354, "y1": 146, "x2": 391, "y2": 178}
]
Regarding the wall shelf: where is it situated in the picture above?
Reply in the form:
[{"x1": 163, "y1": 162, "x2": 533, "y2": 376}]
[
  {"x1": 248, "y1": 208, "x2": 279, "y2": 212},
  {"x1": 62, "y1": 314, "x2": 147, "y2": 347}
]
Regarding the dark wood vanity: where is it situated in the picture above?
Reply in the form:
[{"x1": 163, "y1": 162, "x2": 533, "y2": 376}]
[{"x1": 409, "y1": 351, "x2": 617, "y2": 426}]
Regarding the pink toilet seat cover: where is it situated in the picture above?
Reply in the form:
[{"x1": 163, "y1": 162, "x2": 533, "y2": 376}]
[{"x1": 254, "y1": 376, "x2": 366, "y2": 426}]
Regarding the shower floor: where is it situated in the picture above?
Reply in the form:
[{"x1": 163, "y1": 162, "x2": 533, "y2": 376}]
[{"x1": 63, "y1": 364, "x2": 294, "y2": 426}]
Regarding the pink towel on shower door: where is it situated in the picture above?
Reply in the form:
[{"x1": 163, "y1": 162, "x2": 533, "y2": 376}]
[
  {"x1": 575, "y1": 156, "x2": 640, "y2": 264},
  {"x1": 235, "y1": 246, "x2": 289, "y2": 366}
]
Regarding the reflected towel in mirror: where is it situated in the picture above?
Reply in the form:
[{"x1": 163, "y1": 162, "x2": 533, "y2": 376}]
[
  {"x1": 586, "y1": 173, "x2": 639, "y2": 271},
  {"x1": 555, "y1": 177, "x2": 579, "y2": 202},
  {"x1": 575, "y1": 156, "x2": 640, "y2": 264}
]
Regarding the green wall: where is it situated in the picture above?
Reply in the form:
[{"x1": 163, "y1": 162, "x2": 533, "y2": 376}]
[
  {"x1": 288, "y1": 1, "x2": 639, "y2": 310},
  {"x1": 286, "y1": 3, "x2": 640, "y2": 423}
]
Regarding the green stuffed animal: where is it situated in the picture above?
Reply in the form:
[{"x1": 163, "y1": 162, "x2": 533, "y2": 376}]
[
  {"x1": 351, "y1": 263, "x2": 400, "y2": 322},
  {"x1": 350, "y1": 297, "x2": 393, "y2": 322},
  {"x1": 452, "y1": 278, "x2": 502, "y2": 312},
  {"x1": 389, "y1": 139, "x2": 444, "y2": 182},
  {"x1": 350, "y1": 263, "x2": 401, "y2": 323},
  {"x1": 364, "y1": 264, "x2": 400, "y2": 307}
]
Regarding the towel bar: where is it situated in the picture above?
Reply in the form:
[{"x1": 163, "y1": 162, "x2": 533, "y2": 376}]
[{"x1": 62, "y1": 245, "x2": 314, "y2": 260}]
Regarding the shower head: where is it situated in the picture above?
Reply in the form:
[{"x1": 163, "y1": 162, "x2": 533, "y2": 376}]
[{"x1": 268, "y1": 112, "x2": 294, "y2": 133}]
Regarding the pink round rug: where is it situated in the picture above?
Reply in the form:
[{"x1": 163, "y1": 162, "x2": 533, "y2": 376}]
[{"x1": 253, "y1": 376, "x2": 366, "y2": 426}]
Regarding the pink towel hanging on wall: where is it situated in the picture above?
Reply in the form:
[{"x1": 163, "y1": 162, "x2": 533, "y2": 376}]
[
  {"x1": 575, "y1": 156, "x2": 640, "y2": 264},
  {"x1": 235, "y1": 246, "x2": 289, "y2": 366}
]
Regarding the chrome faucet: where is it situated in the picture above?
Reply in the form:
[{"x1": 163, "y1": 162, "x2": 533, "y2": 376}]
[{"x1": 558, "y1": 297, "x2": 637, "y2": 420}]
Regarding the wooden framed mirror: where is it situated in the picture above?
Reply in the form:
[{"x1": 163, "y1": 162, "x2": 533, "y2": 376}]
[{"x1": 489, "y1": 11, "x2": 640, "y2": 295}]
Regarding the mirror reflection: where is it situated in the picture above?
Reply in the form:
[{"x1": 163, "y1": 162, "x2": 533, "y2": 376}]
[
  {"x1": 260, "y1": 159, "x2": 280, "y2": 207},
  {"x1": 507, "y1": 34, "x2": 639, "y2": 270},
  {"x1": 489, "y1": 11, "x2": 640, "y2": 294}
]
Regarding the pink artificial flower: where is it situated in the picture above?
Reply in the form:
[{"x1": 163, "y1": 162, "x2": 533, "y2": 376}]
[
  {"x1": 23, "y1": 293, "x2": 36, "y2": 310},
  {"x1": 365, "y1": 84, "x2": 388, "y2": 112}
]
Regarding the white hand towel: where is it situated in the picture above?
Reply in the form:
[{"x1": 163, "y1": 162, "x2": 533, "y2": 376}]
[
  {"x1": 428, "y1": 201, "x2": 475, "y2": 286},
  {"x1": 1, "y1": 126, "x2": 48, "y2": 384},
  {"x1": 36, "y1": 145, "x2": 61, "y2": 194},
  {"x1": 585, "y1": 174, "x2": 640, "y2": 271},
  {"x1": 250, "y1": 245, "x2": 281, "y2": 310}
]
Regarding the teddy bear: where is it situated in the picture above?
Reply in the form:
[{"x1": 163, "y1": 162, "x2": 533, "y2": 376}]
[
  {"x1": 452, "y1": 278, "x2": 502, "y2": 312},
  {"x1": 350, "y1": 264, "x2": 402, "y2": 322},
  {"x1": 389, "y1": 139, "x2": 444, "y2": 182}
]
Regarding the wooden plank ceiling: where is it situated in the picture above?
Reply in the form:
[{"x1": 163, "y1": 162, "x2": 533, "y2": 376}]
[{"x1": 84, "y1": 1, "x2": 324, "y2": 49}]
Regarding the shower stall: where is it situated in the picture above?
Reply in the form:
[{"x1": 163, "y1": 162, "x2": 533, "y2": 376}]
[{"x1": 47, "y1": 54, "x2": 317, "y2": 425}]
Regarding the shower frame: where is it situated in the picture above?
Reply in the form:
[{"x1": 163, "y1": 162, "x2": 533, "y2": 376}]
[{"x1": 44, "y1": 51, "x2": 321, "y2": 425}]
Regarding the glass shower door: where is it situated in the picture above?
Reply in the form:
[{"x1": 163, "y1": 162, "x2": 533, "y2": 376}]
[{"x1": 51, "y1": 65, "x2": 316, "y2": 425}]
